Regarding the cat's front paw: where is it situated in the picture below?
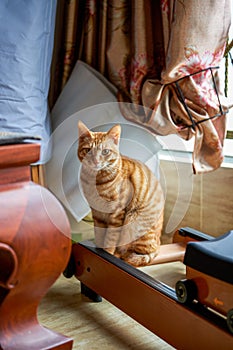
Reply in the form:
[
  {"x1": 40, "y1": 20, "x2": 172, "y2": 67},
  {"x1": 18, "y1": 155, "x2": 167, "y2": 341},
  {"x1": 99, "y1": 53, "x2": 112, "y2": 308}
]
[
  {"x1": 116, "y1": 245, "x2": 128, "y2": 257},
  {"x1": 103, "y1": 247, "x2": 115, "y2": 255}
]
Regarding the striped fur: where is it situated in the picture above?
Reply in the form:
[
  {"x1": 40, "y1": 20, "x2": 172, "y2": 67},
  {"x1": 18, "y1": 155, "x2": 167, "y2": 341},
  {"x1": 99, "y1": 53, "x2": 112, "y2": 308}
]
[{"x1": 78, "y1": 121, "x2": 164, "y2": 267}]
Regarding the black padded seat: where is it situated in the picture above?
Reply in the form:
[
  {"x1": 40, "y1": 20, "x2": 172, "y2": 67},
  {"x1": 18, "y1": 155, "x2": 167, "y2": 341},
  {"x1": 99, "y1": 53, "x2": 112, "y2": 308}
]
[{"x1": 184, "y1": 230, "x2": 233, "y2": 284}]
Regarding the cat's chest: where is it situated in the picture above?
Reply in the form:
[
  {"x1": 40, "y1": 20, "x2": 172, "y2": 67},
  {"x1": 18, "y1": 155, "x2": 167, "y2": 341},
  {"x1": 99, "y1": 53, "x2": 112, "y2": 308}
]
[{"x1": 81, "y1": 171, "x2": 134, "y2": 211}]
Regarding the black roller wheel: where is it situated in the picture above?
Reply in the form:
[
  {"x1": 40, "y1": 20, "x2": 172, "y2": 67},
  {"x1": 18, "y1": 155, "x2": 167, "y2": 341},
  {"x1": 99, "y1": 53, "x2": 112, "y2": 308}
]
[
  {"x1": 227, "y1": 309, "x2": 233, "y2": 334},
  {"x1": 175, "y1": 279, "x2": 197, "y2": 304}
]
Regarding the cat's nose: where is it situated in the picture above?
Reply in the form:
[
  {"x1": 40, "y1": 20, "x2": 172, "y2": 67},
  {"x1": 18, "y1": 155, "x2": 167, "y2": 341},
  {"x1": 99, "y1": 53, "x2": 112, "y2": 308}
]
[{"x1": 93, "y1": 157, "x2": 99, "y2": 165}]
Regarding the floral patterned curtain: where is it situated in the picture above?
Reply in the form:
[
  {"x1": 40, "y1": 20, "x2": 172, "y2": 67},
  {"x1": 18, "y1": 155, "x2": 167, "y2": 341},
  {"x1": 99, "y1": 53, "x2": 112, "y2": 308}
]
[
  {"x1": 49, "y1": 0, "x2": 232, "y2": 173},
  {"x1": 49, "y1": 0, "x2": 164, "y2": 105}
]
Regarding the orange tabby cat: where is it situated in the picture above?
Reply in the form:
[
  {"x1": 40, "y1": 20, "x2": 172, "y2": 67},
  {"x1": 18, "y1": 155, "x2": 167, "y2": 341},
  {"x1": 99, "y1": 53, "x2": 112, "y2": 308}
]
[{"x1": 77, "y1": 121, "x2": 164, "y2": 267}]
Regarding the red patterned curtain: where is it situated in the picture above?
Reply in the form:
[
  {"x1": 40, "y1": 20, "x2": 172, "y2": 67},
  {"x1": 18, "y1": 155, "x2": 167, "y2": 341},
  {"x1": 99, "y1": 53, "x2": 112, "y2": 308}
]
[{"x1": 49, "y1": 0, "x2": 232, "y2": 173}]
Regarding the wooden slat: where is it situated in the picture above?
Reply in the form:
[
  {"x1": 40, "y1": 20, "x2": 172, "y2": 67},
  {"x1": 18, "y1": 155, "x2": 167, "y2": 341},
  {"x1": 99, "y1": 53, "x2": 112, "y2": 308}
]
[{"x1": 31, "y1": 165, "x2": 46, "y2": 186}]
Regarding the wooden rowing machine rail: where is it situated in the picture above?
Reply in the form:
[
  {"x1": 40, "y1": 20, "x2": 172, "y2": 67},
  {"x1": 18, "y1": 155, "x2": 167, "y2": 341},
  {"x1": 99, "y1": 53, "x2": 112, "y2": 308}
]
[{"x1": 68, "y1": 227, "x2": 233, "y2": 349}]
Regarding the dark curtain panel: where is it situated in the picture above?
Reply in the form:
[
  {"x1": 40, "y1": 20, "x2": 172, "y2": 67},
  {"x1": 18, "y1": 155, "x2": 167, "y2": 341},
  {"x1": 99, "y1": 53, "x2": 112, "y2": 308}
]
[{"x1": 49, "y1": 0, "x2": 164, "y2": 106}]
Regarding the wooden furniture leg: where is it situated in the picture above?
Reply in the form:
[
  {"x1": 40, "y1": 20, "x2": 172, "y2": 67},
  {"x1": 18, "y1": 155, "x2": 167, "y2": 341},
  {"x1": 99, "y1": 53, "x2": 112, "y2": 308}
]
[{"x1": 0, "y1": 142, "x2": 73, "y2": 350}]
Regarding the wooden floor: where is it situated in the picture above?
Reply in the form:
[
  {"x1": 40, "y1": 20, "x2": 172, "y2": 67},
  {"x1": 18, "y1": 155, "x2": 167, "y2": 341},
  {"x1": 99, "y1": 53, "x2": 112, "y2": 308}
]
[{"x1": 38, "y1": 260, "x2": 186, "y2": 349}]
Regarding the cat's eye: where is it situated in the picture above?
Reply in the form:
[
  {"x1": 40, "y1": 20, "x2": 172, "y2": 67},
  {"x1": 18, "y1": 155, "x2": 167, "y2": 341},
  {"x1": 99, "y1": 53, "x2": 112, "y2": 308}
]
[
  {"x1": 83, "y1": 148, "x2": 91, "y2": 155},
  {"x1": 102, "y1": 149, "x2": 110, "y2": 155}
]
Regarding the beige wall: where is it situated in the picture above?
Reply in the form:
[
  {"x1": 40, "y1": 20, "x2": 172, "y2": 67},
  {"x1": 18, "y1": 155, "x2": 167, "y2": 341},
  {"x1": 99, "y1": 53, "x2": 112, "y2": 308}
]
[{"x1": 160, "y1": 160, "x2": 233, "y2": 240}]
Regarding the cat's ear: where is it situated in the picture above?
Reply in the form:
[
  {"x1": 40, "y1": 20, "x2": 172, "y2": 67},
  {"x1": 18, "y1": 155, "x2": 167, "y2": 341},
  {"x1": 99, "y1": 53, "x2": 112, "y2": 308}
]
[
  {"x1": 107, "y1": 124, "x2": 121, "y2": 145},
  {"x1": 78, "y1": 121, "x2": 92, "y2": 139}
]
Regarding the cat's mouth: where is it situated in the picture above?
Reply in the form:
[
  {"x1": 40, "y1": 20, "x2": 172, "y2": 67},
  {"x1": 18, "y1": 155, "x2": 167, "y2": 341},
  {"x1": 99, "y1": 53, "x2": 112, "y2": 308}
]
[
  {"x1": 89, "y1": 162, "x2": 105, "y2": 171},
  {"x1": 92, "y1": 164, "x2": 104, "y2": 171}
]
